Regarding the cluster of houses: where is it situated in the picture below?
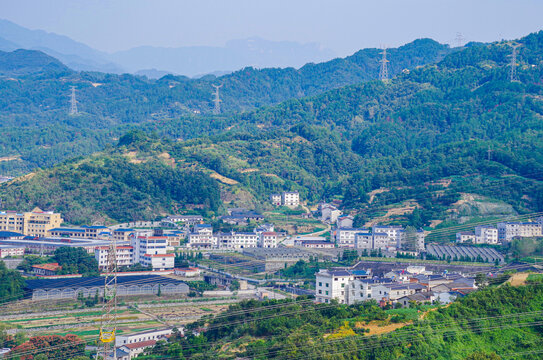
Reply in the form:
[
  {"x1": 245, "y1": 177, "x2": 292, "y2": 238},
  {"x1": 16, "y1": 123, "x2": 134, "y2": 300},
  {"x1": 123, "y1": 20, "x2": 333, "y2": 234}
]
[
  {"x1": 315, "y1": 265, "x2": 476, "y2": 308},
  {"x1": 335, "y1": 223, "x2": 425, "y2": 252},
  {"x1": 187, "y1": 223, "x2": 281, "y2": 250},
  {"x1": 456, "y1": 220, "x2": 543, "y2": 244}
]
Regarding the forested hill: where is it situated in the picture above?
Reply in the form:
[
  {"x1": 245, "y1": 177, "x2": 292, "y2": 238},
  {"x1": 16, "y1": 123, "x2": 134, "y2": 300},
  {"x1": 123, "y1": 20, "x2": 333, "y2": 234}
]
[
  {"x1": 0, "y1": 39, "x2": 451, "y2": 175},
  {"x1": 0, "y1": 49, "x2": 71, "y2": 76},
  {"x1": 2, "y1": 31, "x2": 543, "y2": 226}
]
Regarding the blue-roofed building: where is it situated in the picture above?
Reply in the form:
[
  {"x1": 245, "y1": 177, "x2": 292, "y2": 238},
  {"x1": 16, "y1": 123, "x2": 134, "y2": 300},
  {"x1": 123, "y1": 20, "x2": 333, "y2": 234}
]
[{"x1": 25, "y1": 275, "x2": 189, "y2": 300}]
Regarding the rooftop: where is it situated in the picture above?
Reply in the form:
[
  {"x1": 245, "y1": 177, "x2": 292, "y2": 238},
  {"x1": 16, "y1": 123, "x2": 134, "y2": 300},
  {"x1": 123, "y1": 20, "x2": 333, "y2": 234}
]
[{"x1": 25, "y1": 275, "x2": 186, "y2": 290}]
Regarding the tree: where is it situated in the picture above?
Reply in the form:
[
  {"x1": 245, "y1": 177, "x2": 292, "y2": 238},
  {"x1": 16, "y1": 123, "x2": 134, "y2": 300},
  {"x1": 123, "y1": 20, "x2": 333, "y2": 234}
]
[
  {"x1": 475, "y1": 273, "x2": 488, "y2": 289},
  {"x1": 53, "y1": 247, "x2": 99, "y2": 276},
  {"x1": 229, "y1": 280, "x2": 240, "y2": 291},
  {"x1": 464, "y1": 351, "x2": 501, "y2": 360},
  {"x1": 0, "y1": 261, "x2": 25, "y2": 303}
]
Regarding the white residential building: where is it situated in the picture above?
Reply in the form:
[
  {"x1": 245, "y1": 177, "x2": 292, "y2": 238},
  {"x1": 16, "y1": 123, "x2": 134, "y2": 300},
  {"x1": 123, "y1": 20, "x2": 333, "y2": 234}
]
[
  {"x1": 259, "y1": 232, "x2": 278, "y2": 248},
  {"x1": 115, "y1": 328, "x2": 173, "y2": 348},
  {"x1": 371, "y1": 283, "x2": 426, "y2": 301},
  {"x1": 336, "y1": 228, "x2": 366, "y2": 248},
  {"x1": 0, "y1": 245, "x2": 24, "y2": 258},
  {"x1": 95, "y1": 245, "x2": 134, "y2": 270},
  {"x1": 456, "y1": 232, "x2": 475, "y2": 243},
  {"x1": 282, "y1": 191, "x2": 300, "y2": 207},
  {"x1": 373, "y1": 225, "x2": 403, "y2": 248},
  {"x1": 218, "y1": 232, "x2": 259, "y2": 249},
  {"x1": 347, "y1": 278, "x2": 392, "y2": 304},
  {"x1": 474, "y1": 226, "x2": 499, "y2": 244},
  {"x1": 372, "y1": 232, "x2": 391, "y2": 250},
  {"x1": 336, "y1": 215, "x2": 354, "y2": 229},
  {"x1": 497, "y1": 222, "x2": 542, "y2": 243},
  {"x1": 188, "y1": 224, "x2": 216, "y2": 248},
  {"x1": 321, "y1": 205, "x2": 343, "y2": 224},
  {"x1": 355, "y1": 231, "x2": 373, "y2": 250},
  {"x1": 131, "y1": 236, "x2": 174, "y2": 270},
  {"x1": 315, "y1": 269, "x2": 354, "y2": 304},
  {"x1": 270, "y1": 193, "x2": 282, "y2": 206}
]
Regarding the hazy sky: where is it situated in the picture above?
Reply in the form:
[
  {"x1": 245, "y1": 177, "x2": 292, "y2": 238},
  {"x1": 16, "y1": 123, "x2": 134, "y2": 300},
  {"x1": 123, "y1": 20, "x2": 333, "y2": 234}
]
[{"x1": 1, "y1": 0, "x2": 542, "y2": 56}]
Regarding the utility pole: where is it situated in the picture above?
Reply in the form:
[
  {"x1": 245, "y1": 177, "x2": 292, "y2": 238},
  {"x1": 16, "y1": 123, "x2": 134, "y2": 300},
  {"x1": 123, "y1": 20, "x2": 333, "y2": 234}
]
[
  {"x1": 487, "y1": 146, "x2": 492, "y2": 161},
  {"x1": 379, "y1": 47, "x2": 390, "y2": 84},
  {"x1": 509, "y1": 43, "x2": 521, "y2": 82},
  {"x1": 98, "y1": 237, "x2": 118, "y2": 360},
  {"x1": 212, "y1": 84, "x2": 222, "y2": 114},
  {"x1": 69, "y1": 86, "x2": 78, "y2": 115}
]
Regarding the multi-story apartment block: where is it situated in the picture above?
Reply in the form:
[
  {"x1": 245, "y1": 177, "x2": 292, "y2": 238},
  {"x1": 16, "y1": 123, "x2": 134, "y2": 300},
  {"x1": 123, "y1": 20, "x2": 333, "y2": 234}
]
[
  {"x1": 0, "y1": 245, "x2": 24, "y2": 258},
  {"x1": 315, "y1": 268, "x2": 371, "y2": 304},
  {"x1": 131, "y1": 235, "x2": 174, "y2": 270},
  {"x1": 218, "y1": 232, "x2": 259, "y2": 249},
  {"x1": 270, "y1": 193, "x2": 282, "y2": 206},
  {"x1": 112, "y1": 228, "x2": 135, "y2": 243},
  {"x1": 258, "y1": 232, "x2": 278, "y2": 248},
  {"x1": 0, "y1": 208, "x2": 63, "y2": 237},
  {"x1": 474, "y1": 226, "x2": 499, "y2": 244},
  {"x1": 95, "y1": 245, "x2": 134, "y2": 270},
  {"x1": 497, "y1": 222, "x2": 543, "y2": 243},
  {"x1": 281, "y1": 191, "x2": 300, "y2": 207},
  {"x1": 355, "y1": 231, "x2": 373, "y2": 249},
  {"x1": 347, "y1": 278, "x2": 393, "y2": 304},
  {"x1": 336, "y1": 228, "x2": 366, "y2": 248},
  {"x1": 188, "y1": 224, "x2": 216, "y2": 248},
  {"x1": 315, "y1": 269, "x2": 354, "y2": 304},
  {"x1": 373, "y1": 225, "x2": 404, "y2": 248}
]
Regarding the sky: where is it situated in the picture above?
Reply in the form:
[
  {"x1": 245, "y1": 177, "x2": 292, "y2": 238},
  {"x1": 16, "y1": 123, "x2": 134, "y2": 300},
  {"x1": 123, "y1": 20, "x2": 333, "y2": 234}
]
[{"x1": 1, "y1": 0, "x2": 542, "y2": 56}]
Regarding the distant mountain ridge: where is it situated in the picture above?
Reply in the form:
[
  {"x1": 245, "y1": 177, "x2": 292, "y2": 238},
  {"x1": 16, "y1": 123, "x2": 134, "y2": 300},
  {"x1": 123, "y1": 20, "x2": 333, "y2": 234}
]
[
  {"x1": 0, "y1": 19, "x2": 123, "y2": 73},
  {"x1": 0, "y1": 19, "x2": 337, "y2": 76}
]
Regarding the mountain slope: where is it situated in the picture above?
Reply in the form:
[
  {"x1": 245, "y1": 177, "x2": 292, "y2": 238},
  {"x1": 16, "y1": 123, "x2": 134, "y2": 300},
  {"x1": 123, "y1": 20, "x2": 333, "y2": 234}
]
[
  {"x1": 0, "y1": 38, "x2": 453, "y2": 175},
  {"x1": 0, "y1": 49, "x2": 71, "y2": 76},
  {"x1": 2, "y1": 32, "x2": 542, "y2": 225}
]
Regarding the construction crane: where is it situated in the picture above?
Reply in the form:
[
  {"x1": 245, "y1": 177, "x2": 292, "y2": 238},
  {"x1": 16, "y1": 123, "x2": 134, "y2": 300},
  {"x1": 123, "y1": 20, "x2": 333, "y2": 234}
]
[{"x1": 98, "y1": 237, "x2": 118, "y2": 360}]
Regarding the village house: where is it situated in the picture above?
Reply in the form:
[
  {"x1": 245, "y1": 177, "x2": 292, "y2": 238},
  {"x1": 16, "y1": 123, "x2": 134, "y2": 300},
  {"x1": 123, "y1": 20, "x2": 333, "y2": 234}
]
[{"x1": 31, "y1": 262, "x2": 62, "y2": 276}]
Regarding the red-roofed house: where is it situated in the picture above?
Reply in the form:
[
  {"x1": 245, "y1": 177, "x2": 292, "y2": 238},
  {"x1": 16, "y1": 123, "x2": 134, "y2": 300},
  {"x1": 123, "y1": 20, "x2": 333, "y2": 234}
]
[
  {"x1": 32, "y1": 262, "x2": 62, "y2": 276},
  {"x1": 174, "y1": 267, "x2": 201, "y2": 277}
]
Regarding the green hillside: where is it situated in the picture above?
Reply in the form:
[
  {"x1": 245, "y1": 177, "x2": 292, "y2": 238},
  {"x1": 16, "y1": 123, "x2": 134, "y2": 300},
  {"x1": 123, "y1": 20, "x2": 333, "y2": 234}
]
[
  {"x1": 140, "y1": 284, "x2": 543, "y2": 359},
  {"x1": 1, "y1": 32, "x2": 543, "y2": 225},
  {"x1": 0, "y1": 39, "x2": 452, "y2": 175}
]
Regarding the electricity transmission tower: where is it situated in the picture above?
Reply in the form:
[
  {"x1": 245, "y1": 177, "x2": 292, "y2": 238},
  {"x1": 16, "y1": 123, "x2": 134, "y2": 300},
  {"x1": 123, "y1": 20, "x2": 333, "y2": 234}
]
[
  {"x1": 508, "y1": 43, "x2": 521, "y2": 82},
  {"x1": 212, "y1": 84, "x2": 222, "y2": 114},
  {"x1": 379, "y1": 47, "x2": 390, "y2": 84},
  {"x1": 69, "y1": 86, "x2": 78, "y2": 115},
  {"x1": 455, "y1": 32, "x2": 466, "y2": 47},
  {"x1": 98, "y1": 238, "x2": 118, "y2": 360}
]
